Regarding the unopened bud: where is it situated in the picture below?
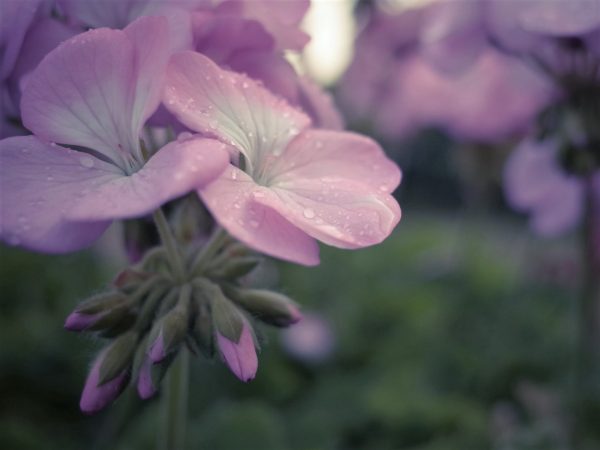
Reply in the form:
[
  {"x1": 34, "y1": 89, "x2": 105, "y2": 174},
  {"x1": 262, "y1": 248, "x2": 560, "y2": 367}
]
[
  {"x1": 208, "y1": 256, "x2": 261, "y2": 279},
  {"x1": 201, "y1": 280, "x2": 258, "y2": 381},
  {"x1": 190, "y1": 288, "x2": 214, "y2": 358},
  {"x1": 225, "y1": 287, "x2": 302, "y2": 327},
  {"x1": 98, "y1": 332, "x2": 137, "y2": 385},
  {"x1": 113, "y1": 269, "x2": 150, "y2": 292},
  {"x1": 136, "y1": 352, "x2": 176, "y2": 400},
  {"x1": 80, "y1": 344, "x2": 132, "y2": 414},
  {"x1": 147, "y1": 285, "x2": 192, "y2": 363},
  {"x1": 64, "y1": 291, "x2": 132, "y2": 333}
]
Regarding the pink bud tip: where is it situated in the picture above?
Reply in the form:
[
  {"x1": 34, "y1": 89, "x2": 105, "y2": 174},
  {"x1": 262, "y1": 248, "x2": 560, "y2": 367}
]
[
  {"x1": 148, "y1": 331, "x2": 166, "y2": 363},
  {"x1": 288, "y1": 304, "x2": 303, "y2": 324},
  {"x1": 64, "y1": 311, "x2": 102, "y2": 331},
  {"x1": 217, "y1": 323, "x2": 258, "y2": 382},
  {"x1": 79, "y1": 351, "x2": 128, "y2": 414},
  {"x1": 137, "y1": 358, "x2": 157, "y2": 400}
]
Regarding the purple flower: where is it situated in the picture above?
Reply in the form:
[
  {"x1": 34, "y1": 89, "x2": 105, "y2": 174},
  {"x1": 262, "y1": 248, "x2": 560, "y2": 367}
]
[
  {"x1": 164, "y1": 52, "x2": 402, "y2": 265},
  {"x1": 0, "y1": 16, "x2": 230, "y2": 252},
  {"x1": 339, "y1": 5, "x2": 553, "y2": 142}
]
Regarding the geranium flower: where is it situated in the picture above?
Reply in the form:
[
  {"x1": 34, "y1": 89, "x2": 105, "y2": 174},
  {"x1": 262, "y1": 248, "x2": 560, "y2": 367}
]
[
  {"x1": 0, "y1": 16, "x2": 229, "y2": 252},
  {"x1": 163, "y1": 51, "x2": 401, "y2": 265}
]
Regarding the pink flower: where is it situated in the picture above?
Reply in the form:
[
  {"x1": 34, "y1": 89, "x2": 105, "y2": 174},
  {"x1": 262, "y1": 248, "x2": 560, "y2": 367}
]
[
  {"x1": 216, "y1": 319, "x2": 258, "y2": 382},
  {"x1": 0, "y1": 16, "x2": 230, "y2": 252},
  {"x1": 503, "y1": 138, "x2": 585, "y2": 236},
  {"x1": 163, "y1": 52, "x2": 402, "y2": 265}
]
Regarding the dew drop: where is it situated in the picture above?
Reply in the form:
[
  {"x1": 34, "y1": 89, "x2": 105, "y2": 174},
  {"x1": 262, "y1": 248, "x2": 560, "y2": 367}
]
[
  {"x1": 79, "y1": 156, "x2": 95, "y2": 168},
  {"x1": 174, "y1": 172, "x2": 183, "y2": 180},
  {"x1": 249, "y1": 220, "x2": 259, "y2": 228},
  {"x1": 379, "y1": 184, "x2": 388, "y2": 192},
  {"x1": 315, "y1": 141, "x2": 323, "y2": 149},
  {"x1": 303, "y1": 208, "x2": 315, "y2": 219},
  {"x1": 21, "y1": 148, "x2": 30, "y2": 154},
  {"x1": 252, "y1": 190, "x2": 265, "y2": 198},
  {"x1": 46, "y1": 176, "x2": 54, "y2": 181},
  {"x1": 242, "y1": 81, "x2": 249, "y2": 89},
  {"x1": 231, "y1": 171, "x2": 238, "y2": 180}
]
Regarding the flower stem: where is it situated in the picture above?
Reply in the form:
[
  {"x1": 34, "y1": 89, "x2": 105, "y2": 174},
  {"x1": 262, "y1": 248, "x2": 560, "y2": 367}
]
[
  {"x1": 159, "y1": 349, "x2": 190, "y2": 450},
  {"x1": 153, "y1": 209, "x2": 187, "y2": 282},
  {"x1": 191, "y1": 226, "x2": 229, "y2": 274}
]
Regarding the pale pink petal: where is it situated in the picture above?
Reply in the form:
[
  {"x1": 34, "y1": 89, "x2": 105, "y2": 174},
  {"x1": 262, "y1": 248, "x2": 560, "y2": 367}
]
[
  {"x1": 0, "y1": 136, "x2": 111, "y2": 252},
  {"x1": 216, "y1": 319, "x2": 258, "y2": 382},
  {"x1": 420, "y1": 0, "x2": 487, "y2": 74},
  {"x1": 295, "y1": 77, "x2": 344, "y2": 130},
  {"x1": 199, "y1": 165, "x2": 320, "y2": 266},
  {"x1": 264, "y1": 179, "x2": 401, "y2": 250},
  {"x1": 268, "y1": 130, "x2": 401, "y2": 193},
  {"x1": 218, "y1": 0, "x2": 310, "y2": 50},
  {"x1": 164, "y1": 51, "x2": 311, "y2": 174},
  {"x1": 21, "y1": 16, "x2": 169, "y2": 166},
  {"x1": 66, "y1": 136, "x2": 231, "y2": 221},
  {"x1": 518, "y1": 0, "x2": 600, "y2": 36}
]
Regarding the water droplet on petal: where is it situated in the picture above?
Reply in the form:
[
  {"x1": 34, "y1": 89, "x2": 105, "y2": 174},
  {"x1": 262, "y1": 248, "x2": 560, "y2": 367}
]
[
  {"x1": 249, "y1": 220, "x2": 259, "y2": 228},
  {"x1": 231, "y1": 171, "x2": 238, "y2": 180},
  {"x1": 174, "y1": 172, "x2": 184, "y2": 180},
  {"x1": 303, "y1": 208, "x2": 315, "y2": 219},
  {"x1": 79, "y1": 156, "x2": 95, "y2": 168},
  {"x1": 21, "y1": 148, "x2": 30, "y2": 154}
]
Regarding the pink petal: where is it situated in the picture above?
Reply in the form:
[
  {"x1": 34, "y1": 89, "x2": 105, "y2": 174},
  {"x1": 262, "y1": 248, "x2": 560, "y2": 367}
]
[
  {"x1": 199, "y1": 165, "x2": 320, "y2": 266},
  {"x1": 164, "y1": 51, "x2": 311, "y2": 174},
  {"x1": 66, "y1": 136, "x2": 231, "y2": 221},
  {"x1": 0, "y1": 136, "x2": 111, "y2": 252},
  {"x1": 503, "y1": 139, "x2": 584, "y2": 236},
  {"x1": 295, "y1": 77, "x2": 344, "y2": 130},
  {"x1": 420, "y1": 0, "x2": 487, "y2": 74},
  {"x1": 218, "y1": 0, "x2": 310, "y2": 50},
  {"x1": 216, "y1": 320, "x2": 258, "y2": 382},
  {"x1": 21, "y1": 16, "x2": 169, "y2": 166},
  {"x1": 518, "y1": 0, "x2": 600, "y2": 36},
  {"x1": 269, "y1": 130, "x2": 401, "y2": 193}
]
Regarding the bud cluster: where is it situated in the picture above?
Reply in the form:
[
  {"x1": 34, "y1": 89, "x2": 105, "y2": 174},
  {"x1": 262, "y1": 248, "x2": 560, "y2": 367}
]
[{"x1": 65, "y1": 233, "x2": 302, "y2": 414}]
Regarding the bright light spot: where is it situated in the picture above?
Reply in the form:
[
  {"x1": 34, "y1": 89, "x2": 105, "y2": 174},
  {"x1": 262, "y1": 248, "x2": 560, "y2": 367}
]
[
  {"x1": 378, "y1": 0, "x2": 437, "y2": 14},
  {"x1": 301, "y1": 0, "x2": 356, "y2": 86}
]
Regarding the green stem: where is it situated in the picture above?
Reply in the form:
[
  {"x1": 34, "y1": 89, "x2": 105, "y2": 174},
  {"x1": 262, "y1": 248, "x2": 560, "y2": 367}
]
[
  {"x1": 153, "y1": 209, "x2": 186, "y2": 282},
  {"x1": 191, "y1": 226, "x2": 229, "y2": 275},
  {"x1": 159, "y1": 349, "x2": 190, "y2": 450}
]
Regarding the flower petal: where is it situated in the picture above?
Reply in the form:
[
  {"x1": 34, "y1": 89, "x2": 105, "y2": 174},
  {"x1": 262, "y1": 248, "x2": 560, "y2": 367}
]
[
  {"x1": 164, "y1": 51, "x2": 311, "y2": 174},
  {"x1": 21, "y1": 16, "x2": 169, "y2": 166},
  {"x1": 66, "y1": 136, "x2": 231, "y2": 221},
  {"x1": 0, "y1": 136, "x2": 111, "y2": 252},
  {"x1": 0, "y1": 0, "x2": 41, "y2": 79},
  {"x1": 270, "y1": 130, "x2": 401, "y2": 193},
  {"x1": 199, "y1": 165, "x2": 320, "y2": 266},
  {"x1": 518, "y1": 0, "x2": 600, "y2": 36},
  {"x1": 503, "y1": 138, "x2": 583, "y2": 236}
]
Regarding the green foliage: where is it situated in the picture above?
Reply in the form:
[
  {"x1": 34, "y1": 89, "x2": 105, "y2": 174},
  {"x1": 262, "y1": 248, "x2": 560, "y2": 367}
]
[{"x1": 0, "y1": 213, "x2": 590, "y2": 449}]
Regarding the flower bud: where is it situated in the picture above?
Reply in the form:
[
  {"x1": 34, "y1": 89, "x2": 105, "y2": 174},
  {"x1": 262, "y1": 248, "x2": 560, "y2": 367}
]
[
  {"x1": 204, "y1": 281, "x2": 258, "y2": 381},
  {"x1": 97, "y1": 332, "x2": 137, "y2": 385},
  {"x1": 208, "y1": 256, "x2": 261, "y2": 280},
  {"x1": 136, "y1": 352, "x2": 176, "y2": 400},
  {"x1": 190, "y1": 289, "x2": 214, "y2": 358},
  {"x1": 225, "y1": 287, "x2": 302, "y2": 327},
  {"x1": 79, "y1": 338, "x2": 134, "y2": 414},
  {"x1": 64, "y1": 291, "x2": 131, "y2": 332},
  {"x1": 147, "y1": 285, "x2": 192, "y2": 363}
]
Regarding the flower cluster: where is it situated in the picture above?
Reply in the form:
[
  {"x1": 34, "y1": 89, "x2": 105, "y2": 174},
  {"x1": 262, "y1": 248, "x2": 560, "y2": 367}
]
[
  {"x1": 339, "y1": 0, "x2": 599, "y2": 239},
  {"x1": 0, "y1": 0, "x2": 401, "y2": 413}
]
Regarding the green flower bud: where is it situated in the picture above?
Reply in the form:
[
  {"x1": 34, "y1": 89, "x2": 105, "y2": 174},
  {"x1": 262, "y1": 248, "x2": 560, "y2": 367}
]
[
  {"x1": 98, "y1": 331, "x2": 137, "y2": 385},
  {"x1": 224, "y1": 287, "x2": 302, "y2": 327}
]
